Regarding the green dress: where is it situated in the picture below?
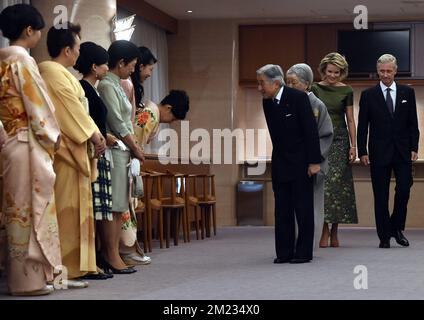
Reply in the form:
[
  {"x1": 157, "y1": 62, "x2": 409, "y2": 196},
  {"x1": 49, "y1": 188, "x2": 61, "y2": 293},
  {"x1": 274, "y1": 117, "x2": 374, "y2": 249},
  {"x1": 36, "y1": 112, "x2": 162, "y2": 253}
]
[{"x1": 311, "y1": 83, "x2": 358, "y2": 224}]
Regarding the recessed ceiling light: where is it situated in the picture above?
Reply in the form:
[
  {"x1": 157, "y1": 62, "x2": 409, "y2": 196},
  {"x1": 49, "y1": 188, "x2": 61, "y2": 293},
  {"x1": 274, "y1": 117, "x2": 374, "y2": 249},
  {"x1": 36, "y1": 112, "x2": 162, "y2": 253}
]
[{"x1": 187, "y1": 10, "x2": 193, "y2": 13}]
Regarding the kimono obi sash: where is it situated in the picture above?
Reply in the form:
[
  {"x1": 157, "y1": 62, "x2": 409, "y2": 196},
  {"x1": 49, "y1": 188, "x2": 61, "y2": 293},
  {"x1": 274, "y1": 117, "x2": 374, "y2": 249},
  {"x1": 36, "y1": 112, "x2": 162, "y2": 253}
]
[{"x1": 0, "y1": 96, "x2": 28, "y2": 136}]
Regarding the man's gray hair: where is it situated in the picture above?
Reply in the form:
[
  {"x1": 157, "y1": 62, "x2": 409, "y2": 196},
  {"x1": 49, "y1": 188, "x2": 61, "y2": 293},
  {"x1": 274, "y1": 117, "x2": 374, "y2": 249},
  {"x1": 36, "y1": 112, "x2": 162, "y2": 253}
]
[
  {"x1": 286, "y1": 63, "x2": 314, "y2": 90},
  {"x1": 377, "y1": 54, "x2": 398, "y2": 69},
  {"x1": 256, "y1": 64, "x2": 285, "y2": 86}
]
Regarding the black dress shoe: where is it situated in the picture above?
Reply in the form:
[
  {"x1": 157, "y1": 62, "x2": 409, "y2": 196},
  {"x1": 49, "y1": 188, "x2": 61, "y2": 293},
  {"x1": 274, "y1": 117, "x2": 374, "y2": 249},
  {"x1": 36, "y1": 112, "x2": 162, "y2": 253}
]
[
  {"x1": 102, "y1": 261, "x2": 137, "y2": 274},
  {"x1": 81, "y1": 273, "x2": 111, "y2": 280},
  {"x1": 289, "y1": 258, "x2": 311, "y2": 264},
  {"x1": 273, "y1": 258, "x2": 291, "y2": 264},
  {"x1": 391, "y1": 230, "x2": 409, "y2": 247},
  {"x1": 379, "y1": 241, "x2": 390, "y2": 248}
]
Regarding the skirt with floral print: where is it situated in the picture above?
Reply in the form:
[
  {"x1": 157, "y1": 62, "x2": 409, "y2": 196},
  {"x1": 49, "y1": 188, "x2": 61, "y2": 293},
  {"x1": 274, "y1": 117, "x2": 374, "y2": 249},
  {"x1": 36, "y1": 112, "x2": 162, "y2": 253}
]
[{"x1": 324, "y1": 127, "x2": 358, "y2": 224}]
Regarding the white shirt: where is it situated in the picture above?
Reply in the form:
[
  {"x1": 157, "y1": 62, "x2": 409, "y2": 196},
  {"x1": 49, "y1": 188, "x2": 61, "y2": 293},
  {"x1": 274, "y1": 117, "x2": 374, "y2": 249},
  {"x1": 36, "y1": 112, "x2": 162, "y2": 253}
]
[
  {"x1": 380, "y1": 81, "x2": 397, "y2": 112},
  {"x1": 274, "y1": 86, "x2": 284, "y2": 104}
]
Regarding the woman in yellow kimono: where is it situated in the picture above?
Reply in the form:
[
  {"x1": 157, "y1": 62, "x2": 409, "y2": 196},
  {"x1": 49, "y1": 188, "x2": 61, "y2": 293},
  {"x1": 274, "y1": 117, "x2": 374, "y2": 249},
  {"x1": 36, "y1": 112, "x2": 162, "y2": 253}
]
[
  {"x1": 0, "y1": 4, "x2": 61, "y2": 296},
  {"x1": 39, "y1": 23, "x2": 106, "y2": 285}
]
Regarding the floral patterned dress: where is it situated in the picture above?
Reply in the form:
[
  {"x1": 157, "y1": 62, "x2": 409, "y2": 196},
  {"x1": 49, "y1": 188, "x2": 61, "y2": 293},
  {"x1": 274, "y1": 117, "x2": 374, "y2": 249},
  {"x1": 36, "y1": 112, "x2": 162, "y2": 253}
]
[
  {"x1": 119, "y1": 78, "x2": 159, "y2": 246},
  {"x1": 311, "y1": 83, "x2": 358, "y2": 224},
  {"x1": 121, "y1": 101, "x2": 160, "y2": 236},
  {"x1": 134, "y1": 101, "x2": 160, "y2": 147},
  {"x1": 0, "y1": 46, "x2": 61, "y2": 293}
]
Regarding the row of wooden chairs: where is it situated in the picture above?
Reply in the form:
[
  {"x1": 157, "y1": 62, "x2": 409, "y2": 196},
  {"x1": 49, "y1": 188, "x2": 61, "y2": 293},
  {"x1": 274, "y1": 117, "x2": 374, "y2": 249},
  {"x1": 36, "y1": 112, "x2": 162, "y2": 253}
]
[{"x1": 134, "y1": 170, "x2": 217, "y2": 252}]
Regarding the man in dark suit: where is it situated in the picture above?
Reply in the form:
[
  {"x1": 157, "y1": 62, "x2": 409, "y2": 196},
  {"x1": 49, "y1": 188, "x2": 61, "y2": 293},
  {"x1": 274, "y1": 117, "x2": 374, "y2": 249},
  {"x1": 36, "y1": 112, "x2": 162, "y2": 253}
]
[
  {"x1": 257, "y1": 64, "x2": 322, "y2": 263},
  {"x1": 357, "y1": 54, "x2": 420, "y2": 248}
]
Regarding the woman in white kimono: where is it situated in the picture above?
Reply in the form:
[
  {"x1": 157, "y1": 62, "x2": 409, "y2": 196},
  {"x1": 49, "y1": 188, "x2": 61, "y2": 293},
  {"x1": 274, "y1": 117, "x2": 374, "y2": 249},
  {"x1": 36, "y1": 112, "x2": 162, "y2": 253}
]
[{"x1": 286, "y1": 63, "x2": 334, "y2": 249}]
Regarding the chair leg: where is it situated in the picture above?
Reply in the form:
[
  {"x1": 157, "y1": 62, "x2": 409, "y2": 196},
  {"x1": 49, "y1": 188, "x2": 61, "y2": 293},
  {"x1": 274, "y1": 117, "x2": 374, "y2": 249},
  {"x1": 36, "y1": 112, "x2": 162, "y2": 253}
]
[
  {"x1": 184, "y1": 206, "x2": 190, "y2": 242},
  {"x1": 194, "y1": 206, "x2": 200, "y2": 240},
  {"x1": 181, "y1": 206, "x2": 188, "y2": 243},
  {"x1": 147, "y1": 207, "x2": 153, "y2": 252},
  {"x1": 143, "y1": 210, "x2": 148, "y2": 252},
  {"x1": 166, "y1": 209, "x2": 171, "y2": 248},
  {"x1": 206, "y1": 206, "x2": 211, "y2": 238},
  {"x1": 174, "y1": 209, "x2": 179, "y2": 246},
  {"x1": 159, "y1": 208, "x2": 164, "y2": 249},
  {"x1": 179, "y1": 208, "x2": 186, "y2": 243},
  {"x1": 212, "y1": 204, "x2": 217, "y2": 236},
  {"x1": 201, "y1": 206, "x2": 205, "y2": 240}
]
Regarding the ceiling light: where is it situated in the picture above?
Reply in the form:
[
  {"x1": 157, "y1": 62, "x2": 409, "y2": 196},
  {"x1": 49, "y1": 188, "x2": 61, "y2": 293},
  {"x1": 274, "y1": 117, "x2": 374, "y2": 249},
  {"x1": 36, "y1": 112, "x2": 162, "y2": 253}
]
[
  {"x1": 187, "y1": 10, "x2": 193, "y2": 13},
  {"x1": 112, "y1": 15, "x2": 136, "y2": 41}
]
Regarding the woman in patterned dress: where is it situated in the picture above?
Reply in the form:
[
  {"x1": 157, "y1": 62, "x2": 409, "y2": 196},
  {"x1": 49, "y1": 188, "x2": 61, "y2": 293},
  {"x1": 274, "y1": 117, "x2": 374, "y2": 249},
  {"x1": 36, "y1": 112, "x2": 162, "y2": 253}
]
[
  {"x1": 0, "y1": 4, "x2": 61, "y2": 295},
  {"x1": 97, "y1": 40, "x2": 142, "y2": 274},
  {"x1": 74, "y1": 41, "x2": 118, "y2": 279},
  {"x1": 118, "y1": 46, "x2": 157, "y2": 266},
  {"x1": 134, "y1": 90, "x2": 190, "y2": 146},
  {"x1": 311, "y1": 53, "x2": 358, "y2": 248}
]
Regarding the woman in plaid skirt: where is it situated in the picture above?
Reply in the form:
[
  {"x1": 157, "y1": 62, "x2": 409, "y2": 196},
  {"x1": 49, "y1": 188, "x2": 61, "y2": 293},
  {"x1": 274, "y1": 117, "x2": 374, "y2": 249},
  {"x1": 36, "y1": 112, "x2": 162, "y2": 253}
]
[{"x1": 74, "y1": 42, "x2": 118, "y2": 279}]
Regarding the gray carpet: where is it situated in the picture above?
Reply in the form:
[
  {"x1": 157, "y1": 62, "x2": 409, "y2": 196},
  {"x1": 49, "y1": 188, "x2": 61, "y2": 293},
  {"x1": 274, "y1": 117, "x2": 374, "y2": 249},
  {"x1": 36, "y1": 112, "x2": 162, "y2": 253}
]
[{"x1": 1, "y1": 227, "x2": 424, "y2": 300}]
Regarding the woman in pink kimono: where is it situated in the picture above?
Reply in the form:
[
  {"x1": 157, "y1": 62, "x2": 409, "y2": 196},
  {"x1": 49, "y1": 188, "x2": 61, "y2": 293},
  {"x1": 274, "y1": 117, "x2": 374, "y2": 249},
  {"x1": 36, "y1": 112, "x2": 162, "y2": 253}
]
[{"x1": 0, "y1": 4, "x2": 61, "y2": 296}]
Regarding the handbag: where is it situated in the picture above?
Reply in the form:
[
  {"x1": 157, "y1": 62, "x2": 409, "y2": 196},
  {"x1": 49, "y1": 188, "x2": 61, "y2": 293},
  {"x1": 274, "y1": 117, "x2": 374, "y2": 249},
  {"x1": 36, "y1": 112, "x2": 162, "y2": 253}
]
[
  {"x1": 129, "y1": 158, "x2": 143, "y2": 198},
  {"x1": 132, "y1": 174, "x2": 144, "y2": 198}
]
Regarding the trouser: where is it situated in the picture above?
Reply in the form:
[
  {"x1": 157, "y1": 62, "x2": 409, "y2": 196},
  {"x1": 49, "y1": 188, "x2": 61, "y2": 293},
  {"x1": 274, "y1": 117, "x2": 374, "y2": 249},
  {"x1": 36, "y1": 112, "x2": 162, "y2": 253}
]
[{"x1": 274, "y1": 173, "x2": 314, "y2": 260}]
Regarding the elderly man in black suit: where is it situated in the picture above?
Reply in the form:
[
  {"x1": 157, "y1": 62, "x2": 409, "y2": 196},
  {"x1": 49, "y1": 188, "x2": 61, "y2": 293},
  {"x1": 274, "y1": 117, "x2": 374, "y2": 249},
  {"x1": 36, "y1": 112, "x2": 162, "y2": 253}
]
[
  {"x1": 357, "y1": 54, "x2": 420, "y2": 249},
  {"x1": 257, "y1": 64, "x2": 322, "y2": 263}
]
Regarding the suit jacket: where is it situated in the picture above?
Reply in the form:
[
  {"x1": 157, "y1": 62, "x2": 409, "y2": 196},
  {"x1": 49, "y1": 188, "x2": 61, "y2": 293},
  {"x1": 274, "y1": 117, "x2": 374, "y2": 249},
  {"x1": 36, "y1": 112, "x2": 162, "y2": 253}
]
[
  {"x1": 357, "y1": 83, "x2": 419, "y2": 166},
  {"x1": 263, "y1": 86, "x2": 322, "y2": 188}
]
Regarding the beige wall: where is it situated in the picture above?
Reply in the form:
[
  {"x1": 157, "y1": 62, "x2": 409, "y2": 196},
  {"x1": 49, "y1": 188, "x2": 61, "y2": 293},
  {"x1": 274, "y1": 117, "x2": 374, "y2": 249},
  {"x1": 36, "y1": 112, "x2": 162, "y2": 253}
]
[
  {"x1": 31, "y1": 0, "x2": 116, "y2": 63},
  {"x1": 168, "y1": 19, "x2": 424, "y2": 228},
  {"x1": 168, "y1": 20, "x2": 240, "y2": 226}
]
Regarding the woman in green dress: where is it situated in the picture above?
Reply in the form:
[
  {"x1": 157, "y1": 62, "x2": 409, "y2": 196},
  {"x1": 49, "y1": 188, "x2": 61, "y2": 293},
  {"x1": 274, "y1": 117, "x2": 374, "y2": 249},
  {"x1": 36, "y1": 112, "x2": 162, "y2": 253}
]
[{"x1": 311, "y1": 52, "x2": 358, "y2": 248}]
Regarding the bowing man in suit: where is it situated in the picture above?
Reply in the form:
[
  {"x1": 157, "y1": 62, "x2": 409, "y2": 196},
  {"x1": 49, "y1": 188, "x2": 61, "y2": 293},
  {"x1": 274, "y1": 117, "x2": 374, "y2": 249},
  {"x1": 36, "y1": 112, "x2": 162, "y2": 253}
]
[
  {"x1": 257, "y1": 64, "x2": 322, "y2": 263},
  {"x1": 357, "y1": 54, "x2": 420, "y2": 249}
]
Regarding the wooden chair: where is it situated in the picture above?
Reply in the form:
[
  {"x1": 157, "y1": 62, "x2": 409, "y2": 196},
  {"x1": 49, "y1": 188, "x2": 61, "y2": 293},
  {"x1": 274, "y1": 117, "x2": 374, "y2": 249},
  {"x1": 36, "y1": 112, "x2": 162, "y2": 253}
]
[
  {"x1": 134, "y1": 172, "x2": 149, "y2": 252},
  {"x1": 142, "y1": 170, "x2": 165, "y2": 251},
  {"x1": 144, "y1": 170, "x2": 189, "y2": 248},
  {"x1": 185, "y1": 174, "x2": 217, "y2": 239},
  {"x1": 161, "y1": 170, "x2": 189, "y2": 247}
]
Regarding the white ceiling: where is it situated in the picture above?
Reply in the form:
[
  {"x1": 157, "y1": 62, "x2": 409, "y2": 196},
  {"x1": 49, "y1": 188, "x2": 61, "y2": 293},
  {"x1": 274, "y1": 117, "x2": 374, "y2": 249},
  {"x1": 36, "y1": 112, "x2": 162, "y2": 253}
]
[{"x1": 144, "y1": 0, "x2": 424, "y2": 22}]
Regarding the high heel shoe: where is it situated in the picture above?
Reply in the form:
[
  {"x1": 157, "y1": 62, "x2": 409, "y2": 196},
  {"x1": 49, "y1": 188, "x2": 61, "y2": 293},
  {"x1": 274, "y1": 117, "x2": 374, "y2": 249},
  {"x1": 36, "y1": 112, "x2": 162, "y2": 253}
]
[
  {"x1": 319, "y1": 224, "x2": 330, "y2": 248},
  {"x1": 102, "y1": 260, "x2": 137, "y2": 274},
  {"x1": 319, "y1": 234, "x2": 329, "y2": 248},
  {"x1": 96, "y1": 254, "x2": 116, "y2": 276},
  {"x1": 330, "y1": 237, "x2": 339, "y2": 247}
]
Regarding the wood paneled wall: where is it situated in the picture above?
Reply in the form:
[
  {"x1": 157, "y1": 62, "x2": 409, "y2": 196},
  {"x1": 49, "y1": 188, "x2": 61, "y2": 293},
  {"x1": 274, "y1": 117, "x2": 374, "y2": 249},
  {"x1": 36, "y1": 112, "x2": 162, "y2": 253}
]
[
  {"x1": 239, "y1": 24, "x2": 306, "y2": 84},
  {"x1": 240, "y1": 22, "x2": 424, "y2": 84}
]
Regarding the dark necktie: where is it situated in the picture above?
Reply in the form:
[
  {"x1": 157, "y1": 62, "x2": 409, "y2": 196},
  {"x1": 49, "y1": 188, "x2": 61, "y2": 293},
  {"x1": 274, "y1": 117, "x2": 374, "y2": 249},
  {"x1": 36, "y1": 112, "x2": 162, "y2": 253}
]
[
  {"x1": 386, "y1": 88, "x2": 394, "y2": 116},
  {"x1": 273, "y1": 98, "x2": 279, "y2": 105}
]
